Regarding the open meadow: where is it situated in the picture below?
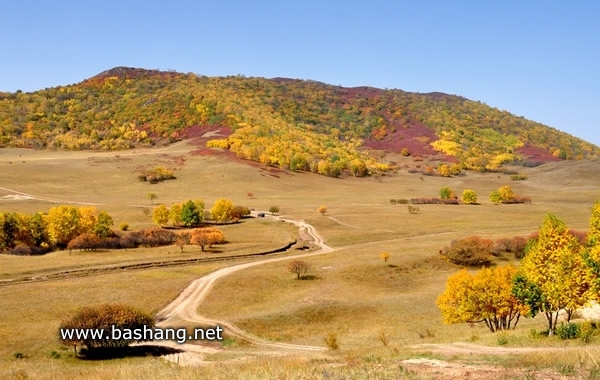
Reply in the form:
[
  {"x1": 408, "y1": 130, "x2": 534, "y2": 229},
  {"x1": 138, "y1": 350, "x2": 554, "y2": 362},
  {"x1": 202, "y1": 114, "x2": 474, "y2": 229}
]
[{"x1": 2, "y1": 141, "x2": 600, "y2": 379}]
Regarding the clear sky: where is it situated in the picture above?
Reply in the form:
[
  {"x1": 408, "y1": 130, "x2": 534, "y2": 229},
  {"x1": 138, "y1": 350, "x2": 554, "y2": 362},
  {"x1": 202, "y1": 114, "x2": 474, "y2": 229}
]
[{"x1": 2, "y1": 1, "x2": 598, "y2": 146}]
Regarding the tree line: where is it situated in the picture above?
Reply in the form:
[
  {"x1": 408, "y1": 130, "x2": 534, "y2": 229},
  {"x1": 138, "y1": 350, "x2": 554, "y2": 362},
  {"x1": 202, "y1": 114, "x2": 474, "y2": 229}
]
[{"x1": 0, "y1": 206, "x2": 113, "y2": 254}]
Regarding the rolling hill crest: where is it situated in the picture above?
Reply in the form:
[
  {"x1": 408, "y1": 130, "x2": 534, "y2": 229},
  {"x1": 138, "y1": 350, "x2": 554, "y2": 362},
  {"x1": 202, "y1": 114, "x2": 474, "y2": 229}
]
[{"x1": 0, "y1": 66, "x2": 598, "y2": 177}]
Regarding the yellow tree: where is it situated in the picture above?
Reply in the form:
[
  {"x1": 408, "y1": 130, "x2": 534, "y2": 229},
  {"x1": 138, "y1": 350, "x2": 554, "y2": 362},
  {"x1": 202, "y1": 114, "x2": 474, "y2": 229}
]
[
  {"x1": 169, "y1": 203, "x2": 182, "y2": 227},
  {"x1": 437, "y1": 266, "x2": 527, "y2": 332},
  {"x1": 583, "y1": 201, "x2": 600, "y2": 301},
  {"x1": 47, "y1": 205, "x2": 81, "y2": 247},
  {"x1": 210, "y1": 198, "x2": 234, "y2": 223},
  {"x1": 78, "y1": 206, "x2": 98, "y2": 234},
  {"x1": 462, "y1": 189, "x2": 478, "y2": 205},
  {"x1": 317, "y1": 205, "x2": 327, "y2": 216},
  {"x1": 498, "y1": 185, "x2": 514, "y2": 203},
  {"x1": 152, "y1": 205, "x2": 169, "y2": 227},
  {"x1": 516, "y1": 213, "x2": 588, "y2": 335},
  {"x1": 380, "y1": 252, "x2": 390, "y2": 264}
]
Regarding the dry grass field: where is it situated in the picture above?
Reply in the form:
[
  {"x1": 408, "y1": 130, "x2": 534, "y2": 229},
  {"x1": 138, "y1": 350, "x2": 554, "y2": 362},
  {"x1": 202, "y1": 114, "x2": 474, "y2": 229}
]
[{"x1": 1, "y1": 142, "x2": 600, "y2": 379}]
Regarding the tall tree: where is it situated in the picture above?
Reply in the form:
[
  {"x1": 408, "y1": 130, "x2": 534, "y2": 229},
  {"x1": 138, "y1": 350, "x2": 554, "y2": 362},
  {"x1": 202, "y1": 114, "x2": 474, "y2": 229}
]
[{"x1": 514, "y1": 213, "x2": 588, "y2": 335}]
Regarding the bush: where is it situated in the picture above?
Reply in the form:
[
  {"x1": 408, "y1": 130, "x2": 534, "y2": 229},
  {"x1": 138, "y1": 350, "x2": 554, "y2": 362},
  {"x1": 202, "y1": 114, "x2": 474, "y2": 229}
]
[
  {"x1": 580, "y1": 322, "x2": 595, "y2": 343},
  {"x1": 407, "y1": 205, "x2": 420, "y2": 214},
  {"x1": 59, "y1": 304, "x2": 154, "y2": 355},
  {"x1": 439, "y1": 187, "x2": 455, "y2": 200},
  {"x1": 512, "y1": 236, "x2": 529, "y2": 258},
  {"x1": 442, "y1": 236, "x2": 494, "y2": 267},
  {"x1": 119, "y1": 222, "x2": 129, "y2": 231},
  {"x1": 511, "y1": 174, "x2": 528, "y2": 181},
  {"x1": 556, "y1": 322, "x2": 579, "y2": 340},
  {"x1": 462, "y1": 189, "x2": 478, "y2": 205},
  {"x1": 324, "y1": 332, "x2": 339, "y2": 350}
]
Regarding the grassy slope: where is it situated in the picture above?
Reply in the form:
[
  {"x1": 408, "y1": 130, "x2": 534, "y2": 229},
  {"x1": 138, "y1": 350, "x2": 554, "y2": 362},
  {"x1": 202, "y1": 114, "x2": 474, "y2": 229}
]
[{"x1": 1, "y1": 145, "x2": 600, "y2": 379}]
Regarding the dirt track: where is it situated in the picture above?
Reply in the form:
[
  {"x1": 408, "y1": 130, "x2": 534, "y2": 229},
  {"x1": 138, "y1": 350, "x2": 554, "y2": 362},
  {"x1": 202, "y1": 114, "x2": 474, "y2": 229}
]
[{"x1": 152, "y1": 212, "x2": 332, "y2": 361}]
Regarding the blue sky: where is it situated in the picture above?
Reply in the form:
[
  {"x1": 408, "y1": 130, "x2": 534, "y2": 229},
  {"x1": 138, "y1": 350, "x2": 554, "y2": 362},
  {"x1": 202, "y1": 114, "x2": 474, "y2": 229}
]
[{"x1": 2, "y1": 1, "x2": 599, "y2": 146}]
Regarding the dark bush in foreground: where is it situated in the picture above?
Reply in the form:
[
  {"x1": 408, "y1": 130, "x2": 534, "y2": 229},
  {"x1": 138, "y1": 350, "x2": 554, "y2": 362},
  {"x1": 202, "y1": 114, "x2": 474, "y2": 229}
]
[
  {"x1": 59, "y1": 304, "x2": 154, "y2": 356},
  {"x1": 442, "y1": 236, "x2": 494, "y2": 267}
]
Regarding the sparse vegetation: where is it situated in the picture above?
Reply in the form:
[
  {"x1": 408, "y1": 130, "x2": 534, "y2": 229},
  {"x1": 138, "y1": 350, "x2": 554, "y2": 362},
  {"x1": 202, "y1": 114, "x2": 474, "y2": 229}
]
[
  {"x1": 380, "y1": 252, "x2": 390, "y2": 264},
  {"x1": 287, "y1": 260, "x2": 310, "y2": 280},
  {"x1": 138, "y1": 167, "x2": 175, "y2": 184},
  {"x1": 441, "y1": 236, "x2": 494, "y2": 266}
]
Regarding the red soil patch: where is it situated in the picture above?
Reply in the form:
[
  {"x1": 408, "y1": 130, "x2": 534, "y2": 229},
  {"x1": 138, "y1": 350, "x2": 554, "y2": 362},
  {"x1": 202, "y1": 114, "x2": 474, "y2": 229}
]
[
  {"x1": 516, "y1": 144, "x2": 561, "y2": 164},
  {"x1": 179, "y1": 125, "x2": 234, "y2": 157}
]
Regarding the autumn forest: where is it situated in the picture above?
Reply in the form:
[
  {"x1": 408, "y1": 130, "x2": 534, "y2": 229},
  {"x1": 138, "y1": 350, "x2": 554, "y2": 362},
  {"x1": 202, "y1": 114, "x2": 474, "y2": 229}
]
[{"x1": 1, "y1": 67, "x2": 598, "y2": 177}]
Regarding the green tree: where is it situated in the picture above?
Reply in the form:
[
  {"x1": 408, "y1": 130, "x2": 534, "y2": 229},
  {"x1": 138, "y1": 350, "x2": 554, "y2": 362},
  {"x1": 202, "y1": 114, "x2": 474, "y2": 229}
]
[
  {"x1": 0, "y1": 212, "x2": 19, "y2": 251},
  {"x1": 269, "y1": 205, "x2": 280, "y2": 215},
  {"x1": 29, "y1": 212, "x2": 49, "y2": 247},
  {"x1": 93, "y1": 211, "x2": 113, "y2": 238},
  {"x1": 152, "y1": 205, "x2": 169, "y2": 227},
  {"x1": 490, "y1": 191, "x2": 502, "y2": 204},
  {"x1": 514, "y1": 214, "x2": 588, "y2": 335},
  {"x1": 210, "y1": 198, "x2": 234, "y2": 223},
  {"x1": 462, "y1": 189, "x2": 478, "y2": 205},
  {"x1": 440, "y1": 187, "x2": 455, "y2": 200},
  {"x1": 180, "y1": 200, "x2": 202, "y2": 228}
]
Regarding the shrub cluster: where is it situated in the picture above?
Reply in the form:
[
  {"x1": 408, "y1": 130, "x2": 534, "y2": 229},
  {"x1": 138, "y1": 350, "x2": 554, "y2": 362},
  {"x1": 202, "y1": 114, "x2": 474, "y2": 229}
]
[
  {"x1": 389, "y1": 199, "x2": 409, "y2": 205},
  {"x1": 410, "y1": 198, "x2": 460, "y2": 205},
  {"x1": 493, "y1": 236, "x2": 529, "y2": 258},
  {"x1": 137, "y1": 166, "x2": 176, "y2": 184},
  {"x1": 66, "y1": 228, "x2": 180, "y2": 252},
  {"x1": 441, "y1": 236, "x2": 495, "y2": 267},
  {"x1": 555, "y1": 321, "x2": 597, "y2": 342}
]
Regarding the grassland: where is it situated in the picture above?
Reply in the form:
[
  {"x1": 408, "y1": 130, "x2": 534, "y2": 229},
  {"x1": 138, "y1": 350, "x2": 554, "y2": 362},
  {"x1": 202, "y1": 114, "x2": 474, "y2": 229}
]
[{"x1": 1, "y1": 142, "x2": 600, "y2": 379}]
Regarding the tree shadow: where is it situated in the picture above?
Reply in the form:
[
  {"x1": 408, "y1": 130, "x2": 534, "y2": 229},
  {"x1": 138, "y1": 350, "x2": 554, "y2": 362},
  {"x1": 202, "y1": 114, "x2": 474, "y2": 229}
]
[
  {"x1": 299, "y1": 275, "x2": 320, "y2": 281},
  {"x1": 78, "y1": 345, "x2": 183, "y2": 360},
  {"x1": 205, "y1": 248, "x2": 223, "y2": 254}
]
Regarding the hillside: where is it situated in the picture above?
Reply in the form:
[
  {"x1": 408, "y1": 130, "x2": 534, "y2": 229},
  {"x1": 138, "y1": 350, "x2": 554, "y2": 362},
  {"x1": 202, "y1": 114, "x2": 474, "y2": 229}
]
[{"x1": 0, "y1": 66, "x2": 598, "y2": 176}]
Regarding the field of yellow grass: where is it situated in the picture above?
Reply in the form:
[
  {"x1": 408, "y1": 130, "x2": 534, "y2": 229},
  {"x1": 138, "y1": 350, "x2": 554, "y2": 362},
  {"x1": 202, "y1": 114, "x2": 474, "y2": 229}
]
[{"x1": 1, "y1": 143, "x2": 600, "y2": 379}]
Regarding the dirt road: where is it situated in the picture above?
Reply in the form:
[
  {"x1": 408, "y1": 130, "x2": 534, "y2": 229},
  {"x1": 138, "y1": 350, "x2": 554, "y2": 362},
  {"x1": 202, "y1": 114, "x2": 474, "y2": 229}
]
[{"x1": 150, "y1": 212, "x2": 332, "y2": 362}]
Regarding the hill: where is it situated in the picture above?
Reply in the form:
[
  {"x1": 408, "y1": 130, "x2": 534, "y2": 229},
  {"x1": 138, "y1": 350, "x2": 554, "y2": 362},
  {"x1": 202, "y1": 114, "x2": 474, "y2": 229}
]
[{"x1": 1, "y1": 66, "x2": 598, "y2": 176}]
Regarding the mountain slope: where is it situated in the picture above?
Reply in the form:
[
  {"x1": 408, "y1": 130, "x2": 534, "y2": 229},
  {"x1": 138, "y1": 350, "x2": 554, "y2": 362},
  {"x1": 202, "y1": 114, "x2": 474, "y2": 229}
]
[{"x1": 0, "y1": 67, "x2": 597, "y2": 176}]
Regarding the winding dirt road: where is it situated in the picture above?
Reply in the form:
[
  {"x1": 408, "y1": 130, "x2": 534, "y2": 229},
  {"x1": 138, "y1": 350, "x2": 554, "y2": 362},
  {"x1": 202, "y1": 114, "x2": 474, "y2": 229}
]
[{"x1": 148, "y1": 212, "x2": 333, "y2": 363}]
